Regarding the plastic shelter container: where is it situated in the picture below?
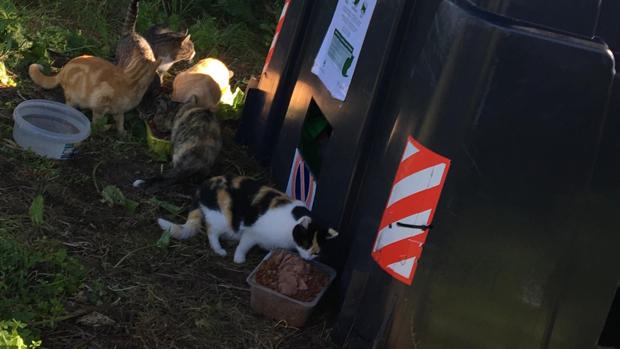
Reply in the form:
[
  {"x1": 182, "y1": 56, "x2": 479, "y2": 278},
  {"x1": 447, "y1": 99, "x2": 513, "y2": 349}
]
[
  {"x1": 236, "y1": 0, "x2": 314, "y2": 164},
  {"x1": 246, "y1": 250, "x2": 337, "y2": 327},
  {"x1": 333, "y1": 1, "x2": 620, "y2": 347},
  {"x1": 239, "y1": 0, "x2": 620, "y2": 347},
  {"x1": 12, "y1": 99, "x2": 90, "y2": 160}
]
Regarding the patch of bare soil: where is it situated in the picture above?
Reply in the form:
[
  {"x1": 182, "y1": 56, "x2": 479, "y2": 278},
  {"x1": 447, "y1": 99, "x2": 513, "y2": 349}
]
[{"x1": 0, "y1": 82, "x2": 338, "y2": 348}]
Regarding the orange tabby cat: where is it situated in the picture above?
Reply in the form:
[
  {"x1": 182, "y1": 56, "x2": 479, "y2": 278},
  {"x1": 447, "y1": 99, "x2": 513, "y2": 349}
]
[
  {"x1": 171, "y1": 58, "x2": 233, "y2": 112},
  {"x1": 28, "y1": 36, "x2": 160, "y2": 134}
]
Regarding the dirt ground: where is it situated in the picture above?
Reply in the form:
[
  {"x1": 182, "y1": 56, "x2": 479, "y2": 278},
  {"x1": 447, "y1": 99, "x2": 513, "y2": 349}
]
[{"x1": 0, "y1": 79, "x2": 338, "y2": 348}]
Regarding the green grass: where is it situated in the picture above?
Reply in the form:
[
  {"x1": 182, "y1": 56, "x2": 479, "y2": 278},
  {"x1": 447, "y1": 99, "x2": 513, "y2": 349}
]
[
  {"x1": 0, "y1": 0, "x2": 110, "y2": 71},
  {"x1": 1, "y1": 0, "x2": 281, "y2": 79},
  {"x1": 29, "y1": 194, "x2": 44, "y2": 227},
  {"x1": 0, "y1": 1, "x2": 302, "y2": 347},
  {"x1": 0, "y1": 229, "x2": 86, "y2": 341}
]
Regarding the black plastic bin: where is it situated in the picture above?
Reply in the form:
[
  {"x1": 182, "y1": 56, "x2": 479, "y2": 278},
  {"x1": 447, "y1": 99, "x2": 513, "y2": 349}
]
[{"x1": 239, "y1": 0, "x2": 620, "y2": 347}]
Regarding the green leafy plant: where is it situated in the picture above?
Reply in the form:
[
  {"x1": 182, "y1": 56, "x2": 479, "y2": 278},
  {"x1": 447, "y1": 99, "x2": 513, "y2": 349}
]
[
  {"x1": 190, "y1": 20, "x2": 262, "y2": 64},
  {"x1": 0, "y1": 149, "x2": 60, "y2": 182},
  {"x1": 29, "y1": 195, "x2": 44, "y2": 227},
  {"x1": 100, "y1": 185, "x2": 138, "y2": 213},
  {"x1": 0, "y1": 320, "x2": 41, "y2": 349},
  {"x1": 0, "y1": 60, "x2": 15, "y2": 86},
  {"x1": 136, "y1": 0, "x2": 282, "y2": 75},
  {"x1": 156, "y1": 230, "x2": 172, "y2": 249},
  {"x1": 148, "y1": 197, "x2": 183, "y2": 215},
  {"x1": 216, "y1": 87, "x2": 245, "y2": 120},
  {"x1": 0, "y1": 235, "x2": 85, "y2": 332},
  {"x1": 90, "y1": 115, "x2": 109, "y2": 135},
  {"x1": 0, "y1": 0, "x2": 121, "y2": 73}
]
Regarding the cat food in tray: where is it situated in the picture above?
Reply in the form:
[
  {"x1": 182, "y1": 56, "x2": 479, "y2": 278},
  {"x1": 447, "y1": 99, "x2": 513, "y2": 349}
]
[{"x1": 247, "y1": 249, "x2": 336, "y2": 327}]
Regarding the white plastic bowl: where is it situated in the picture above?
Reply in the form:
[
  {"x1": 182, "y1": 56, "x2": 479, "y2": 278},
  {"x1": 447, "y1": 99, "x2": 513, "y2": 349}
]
[{"x1": 13, "y1": 99, "x2": 91, "y2": 160}]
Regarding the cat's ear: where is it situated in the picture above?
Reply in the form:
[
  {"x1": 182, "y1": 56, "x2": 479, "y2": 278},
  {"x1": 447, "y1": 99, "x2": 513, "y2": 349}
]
[
  {"x1": 295, "y1": 216, "x2": 311, "y2": 229},
  {"x1": 183, "y1": 28, "x2": 189, "y2": 36},
  {"x1": 183, "y1": 34, "x2": 192, "y2": 42},
  {"x1": 326, "y1": 228, "x2": 339, "y2": 240},
  {"x1": 188, "y1": 94, "x2": 199, "y2": 105}
]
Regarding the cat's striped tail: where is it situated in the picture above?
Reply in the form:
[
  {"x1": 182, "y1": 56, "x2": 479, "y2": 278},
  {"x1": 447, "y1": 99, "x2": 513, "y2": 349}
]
[
  {"x1": 28, "y1": 64, "x2": 60, "y2": 89},
  {"x1": 121, "y1": 0, "x2": 139, "y2": 36},
  {"x1": 157, "y1": 207, "x2": 203, "y2": 240}
]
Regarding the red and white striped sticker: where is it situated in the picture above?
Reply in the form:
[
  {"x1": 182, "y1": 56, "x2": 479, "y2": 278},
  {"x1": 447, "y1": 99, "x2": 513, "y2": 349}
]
[
  {"x1": 262, "y1": 0, "x2": 291, "y2": 74},
  {"x1": 371, "y1": 136, "x2": 451, "y2": 285}
]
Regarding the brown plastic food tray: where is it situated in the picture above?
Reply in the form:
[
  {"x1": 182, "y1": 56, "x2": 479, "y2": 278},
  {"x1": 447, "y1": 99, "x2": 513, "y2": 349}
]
[{"x1": 246, "y1": 249, "x2": 337, "y2": 327}]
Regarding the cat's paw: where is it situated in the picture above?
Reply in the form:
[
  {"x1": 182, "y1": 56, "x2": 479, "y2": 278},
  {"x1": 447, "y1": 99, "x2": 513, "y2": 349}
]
[
  {"x1": 213, "y1": 248, "x2": 227, "y2": 257},
  {"x1": 233, "y1": 254, "x2": 246, "y2": 264}
]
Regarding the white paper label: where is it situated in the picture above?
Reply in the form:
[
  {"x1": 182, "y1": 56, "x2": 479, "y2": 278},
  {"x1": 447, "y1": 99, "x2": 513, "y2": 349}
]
[{"x1": 311, "y1": 0, "x2": 377, "y2": 101}]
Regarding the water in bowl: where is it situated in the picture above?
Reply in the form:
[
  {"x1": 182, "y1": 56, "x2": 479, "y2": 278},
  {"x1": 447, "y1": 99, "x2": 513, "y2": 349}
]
[{"x1": 23, "y1": 114, "x2": 80, "y2": 135}]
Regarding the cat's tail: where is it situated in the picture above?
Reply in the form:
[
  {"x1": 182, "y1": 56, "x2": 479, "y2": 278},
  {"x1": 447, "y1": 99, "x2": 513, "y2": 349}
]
[
  {"x1": 157, "y1": 207, "x2": 203, "y2": 240},
  {"x1": 132, "y1": 166, "x2": 200, "y2": 190},
  {"x1": 121, "y1": 0, "x2": 139, "y2": 36},
  {"x1": 28, "y1": 64, "x2": 60, "y2": 89}
]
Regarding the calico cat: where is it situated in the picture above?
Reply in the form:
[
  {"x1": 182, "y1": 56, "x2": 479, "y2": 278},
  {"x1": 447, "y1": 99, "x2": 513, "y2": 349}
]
[
  {"x1": 171, "y1": 58, "x2": 233, "y2": 112},
  {"x1": 115, "y1": 0, "x2": 195, "y2": 81},
  {"x1": 28, "y1": 38, "x2": 160, "y2": 134},
  {"x1": 157, "y1": 176, "x2": 339, "y2": 264},
  {"x1": 133, "y1": 95, "x2": 222, "y2": 189}
]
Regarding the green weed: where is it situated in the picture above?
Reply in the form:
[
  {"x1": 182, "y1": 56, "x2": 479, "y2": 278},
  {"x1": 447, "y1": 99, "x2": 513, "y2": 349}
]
[
  {"x1": 0, "y1": 60, "x2": 15, "y2": 86},
  {"x1": 90, "y1": 115, "x2": 109, "y2": 135},
  {"x1": 0, "y1": 0, "x2": 106, "y2": 73},
  {"x1": 216, "y1": 86, "x2": 245, "y2": 120},
  {"x1": 137, "y1": 0, "x2": 282, "y2": 75},
  {"x1": 0, "y1": 320, "x2": 41, "y2": 349},
  {"x1": 100, "y1": 185, "x2": 138, "y2": 213},
  {"x1": 0, "y1": 147, "x2": 60, "y2": 182},
  {"x1": 1, "y1": 0, "x2": 281, "y2": 83},
  {"x1": 148, "y1": 197, "x2": 183, "y2": 215},
  {"x1": 16, "y1": 151, "x2": 59, "y2": 181},
  {"x1": 156, "y1": 230, "x2": 172, "y2": 249},
  {"x1": 0, "y1": 123, "x2": 12, "y2": 139},
  {"x1": 0, "y1": 234, "x2": 85, "y2": 332},
  {"x1": 28, "y1": 194, "x2": 44, "y2": 227}
]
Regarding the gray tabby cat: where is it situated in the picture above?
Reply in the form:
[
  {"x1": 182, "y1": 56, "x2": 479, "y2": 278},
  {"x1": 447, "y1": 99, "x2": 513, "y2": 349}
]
[
  {"x1": 143, "y1": 24, "x2": 196, "y2": 77},
  {"x1": 115, "y1": 0, "x2": 195, "y2": 80},
  {"x1": 133, "y1": 95, "x2": 222, "y2": 189},
  {"x1": 115, "y1": 0, "x2": 144, "y2": 67}
]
